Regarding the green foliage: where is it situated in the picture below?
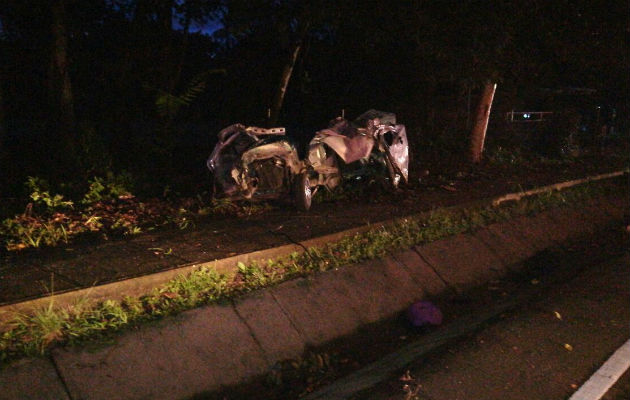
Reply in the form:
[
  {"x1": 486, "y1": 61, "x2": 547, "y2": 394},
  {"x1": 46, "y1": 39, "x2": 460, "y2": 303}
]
[
  {"x1": 153, "y1": 69, "x2": 226, "y2": 119},
  {"x1": 75, "y1": 124, "x2": 114, "y2": 176},
  {"x1": 26, "y1": 177, "x2": 74, "y2": 212},
  {"x1": 486, "y1": 146, "x2": 526, "y2": 166},
  {"x1": 81, "y1": 172, "x2": 134, "y2": 205},
  {"x1": 157, "y1": 266, "x2": 229, "y2": 309},
  {"x1": 205, "y1": 197, "x2": 241, "y2": 215},
  {"x1": 0, "y1": 178, "x2": 78, "y2": 249},
  {"x1": 0, "y1": 173, "x2": 283, "y2": 251},
  {"x1": 1, "y1": 216, "x2": 71, "y2": 250},
  {"x1": 237, "y1": 261, "x2": 276, "y2": 290},
  {"x1": 0, "y1": 181, "x2": 609, "y2": 363},
  {"x1": 201, "y1": 198, "x2": 274, "y2": 218},
  {"x1": 1, "y1": 174, "x2": 136, "y2": 250}
]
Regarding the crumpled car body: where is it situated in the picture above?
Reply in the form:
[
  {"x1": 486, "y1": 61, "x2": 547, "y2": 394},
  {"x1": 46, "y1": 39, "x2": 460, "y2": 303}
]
[
  {"x1": 305, "y1": 109, "x2": 409, "y2": 194},
  {"x1": 207, "y1": 124, "x2": 310, "y2": 208}
]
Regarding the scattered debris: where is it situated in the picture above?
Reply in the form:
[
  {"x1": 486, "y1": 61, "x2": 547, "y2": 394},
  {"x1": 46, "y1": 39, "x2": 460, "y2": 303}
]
[
  {"x1": 400, "y1": 370, "x2": 415, "y2": 382},
  {"x1": 407, "y1": 301, "x2": 443, "y2": 327},
  {"x1": 148, "y1": 247, "x2": 173, "y2": 255},
  {"x1": 307, "y1": 110, "x2": 409, "y2": 198},
  {"x1": 207, "y1": 124, "x2": 305, "y2": 208}
]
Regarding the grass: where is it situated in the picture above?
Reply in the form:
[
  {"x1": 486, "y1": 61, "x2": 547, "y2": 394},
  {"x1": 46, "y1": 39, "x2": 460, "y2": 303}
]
[{"x1": 0, "y1": 179, "x2": 620, "y2": 364}]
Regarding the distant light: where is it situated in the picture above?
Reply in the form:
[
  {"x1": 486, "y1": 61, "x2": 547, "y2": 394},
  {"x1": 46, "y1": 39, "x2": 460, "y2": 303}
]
[{"x1": 523, "y1": 113, "x2": 530, "y2": 119}]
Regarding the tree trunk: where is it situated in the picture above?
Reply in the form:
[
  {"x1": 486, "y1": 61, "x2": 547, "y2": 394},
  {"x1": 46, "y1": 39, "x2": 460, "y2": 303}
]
[
  {"x1": 0, "y1": 73, "x2": 5, "y2": 157},
  {"x1": 269, "y1": 42, "x2": 302, "y2": 126},
  {"x1": 465, "y1": 83, "x2": 472, "y2": 129},
  {"x1": 0, "y1": 14, "x2": 5, "y2": 148},
  {"x1": 269, "y1": 20, "x2": 311, "y2": 126},
  {"x1": 50, "y1": 0, "x2": 76, "y2": 153},
  {"x1": 469, "y1": 82, "x2": 496, "y2": 163}
]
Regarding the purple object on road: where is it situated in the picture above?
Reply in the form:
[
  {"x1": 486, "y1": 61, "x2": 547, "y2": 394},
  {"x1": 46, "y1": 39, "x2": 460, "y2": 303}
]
[{"x1": 407, "y1": 301, "x2": 443, "y2": 327}]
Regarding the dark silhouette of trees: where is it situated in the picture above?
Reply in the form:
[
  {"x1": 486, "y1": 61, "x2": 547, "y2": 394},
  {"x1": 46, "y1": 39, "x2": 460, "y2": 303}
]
[
  {"x1": 0, "y1": 0, "x2": 626, "y2": 193},
  {"x1": 50, "y1": 0, "x2": 76, "y2": 159}
]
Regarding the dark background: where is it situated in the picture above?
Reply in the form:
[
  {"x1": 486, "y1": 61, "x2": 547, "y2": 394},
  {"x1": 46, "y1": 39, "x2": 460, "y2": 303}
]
[{"x1": 1, "y1": 0, "x2": 627, "y2": 197}]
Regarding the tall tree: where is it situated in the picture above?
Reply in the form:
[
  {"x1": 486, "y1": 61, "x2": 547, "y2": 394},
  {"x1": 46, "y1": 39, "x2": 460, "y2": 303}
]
[
  {"x1": 0, "y1": 15, "x2": 5, "y2": 150},
  {"x1": 469, "y1": 82, "x2": 496, "y2": 163},
  {"x1": 269, "y1": 16, "x2": 310, "y2": 126},
  {"x1": 0, "y1": 67, "x2": 5, "y2": 158},
  {"x1": 49, "y1": 0, "x2": 76, "y2": 157},
  {"x1": 219, "y1": 0, "x2": 345, "y2": 125}
]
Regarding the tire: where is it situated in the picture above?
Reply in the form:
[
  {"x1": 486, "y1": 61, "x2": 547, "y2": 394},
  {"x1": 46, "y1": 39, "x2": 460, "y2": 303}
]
[{"x1": 294, "y1": 172, "x2": 312, "y2": 211}]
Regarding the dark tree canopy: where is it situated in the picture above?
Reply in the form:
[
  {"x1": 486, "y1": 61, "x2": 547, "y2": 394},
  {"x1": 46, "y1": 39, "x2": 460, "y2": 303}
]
[{"x1": 0, "y1": 0, "x2": 627, "y2": 194}]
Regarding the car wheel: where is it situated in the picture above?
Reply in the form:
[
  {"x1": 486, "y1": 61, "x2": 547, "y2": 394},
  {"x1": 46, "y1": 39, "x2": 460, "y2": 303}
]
[{"x1": 294, "y1": 172, "x2": 312, "y2": 211}]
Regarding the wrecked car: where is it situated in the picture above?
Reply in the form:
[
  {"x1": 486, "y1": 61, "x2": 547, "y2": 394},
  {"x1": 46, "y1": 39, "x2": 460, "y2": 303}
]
[
  {"x1": 304, "y1": 109, "x2": 409, "y2": 199},
  {"x1": 207, "y1": 123, "x2": 312, "y2": 210},
  {"x1": 207, "y1": 110, "x2": 409, "y2": 212}
]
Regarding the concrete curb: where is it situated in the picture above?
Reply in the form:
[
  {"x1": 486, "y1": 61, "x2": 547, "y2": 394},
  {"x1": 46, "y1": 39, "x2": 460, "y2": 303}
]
[
  {"x1": 0, "y1": 194, "x2": 625, "y2": 400},
  {"x1": 1, "y1": 169, "x2": 626, "y2": 323},
  {"x1": 0, "y1": 224, "x2": 371, "y2": 324}
]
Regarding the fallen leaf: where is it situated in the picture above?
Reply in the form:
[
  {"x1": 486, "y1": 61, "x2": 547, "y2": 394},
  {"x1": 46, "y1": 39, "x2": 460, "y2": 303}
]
[
  {"x1": 564, "y1": 343, "x2": 573, "y2": 351},
  {"x1": 42, "y1": 330, "x2": 63, "y2": 346},
  {"x1": 554, "y1": 311, "x2": 562, "y2": 320},
  {"x1": 531, "y1": 279, "x2": 540, "y2": 285},
  {"x1": 399, "y1": 370, "x2": 414, "y2": 382}
]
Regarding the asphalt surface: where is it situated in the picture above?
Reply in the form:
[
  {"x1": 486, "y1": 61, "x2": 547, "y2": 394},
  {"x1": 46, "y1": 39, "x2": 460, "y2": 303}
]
[{"x1": 349, "y1": 253, "x2": 630, "y2": 400}]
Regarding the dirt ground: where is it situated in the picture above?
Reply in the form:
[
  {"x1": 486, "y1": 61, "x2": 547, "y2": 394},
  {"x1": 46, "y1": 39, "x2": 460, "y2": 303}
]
[{"x1": 0, "y1": 151, "x2": 628, "y2": 305}]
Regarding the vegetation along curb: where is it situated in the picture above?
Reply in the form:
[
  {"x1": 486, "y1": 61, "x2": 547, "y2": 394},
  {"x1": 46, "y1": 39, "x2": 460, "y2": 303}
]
[
  {"x1": 0, "y1": 184, "x2": 625, "y2": 399},
  {"x1": 0, "y1": 169, "x2": 626, "y2": 325}
]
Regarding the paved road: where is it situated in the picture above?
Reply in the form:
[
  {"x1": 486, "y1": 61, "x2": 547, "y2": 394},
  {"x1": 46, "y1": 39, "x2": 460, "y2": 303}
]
[{"x1": 343, "y1": 253, "x2": 630, "y2": 400}]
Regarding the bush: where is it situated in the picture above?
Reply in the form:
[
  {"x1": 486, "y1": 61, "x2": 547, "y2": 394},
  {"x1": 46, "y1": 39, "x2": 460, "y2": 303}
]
[{"x1": 82, "y1": 172, "x2": 134, "y2": 205}]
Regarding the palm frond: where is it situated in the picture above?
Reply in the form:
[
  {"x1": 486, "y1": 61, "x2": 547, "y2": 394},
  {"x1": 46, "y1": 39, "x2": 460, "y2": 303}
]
[{"x1": 152, "y1": 69, "x2": 227, "y2": 118}]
